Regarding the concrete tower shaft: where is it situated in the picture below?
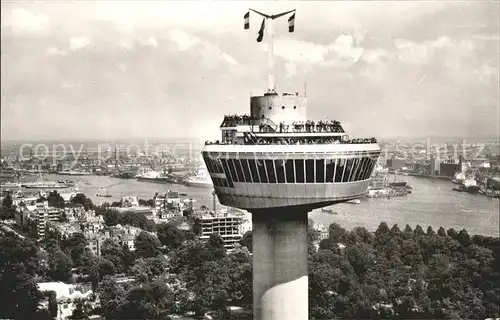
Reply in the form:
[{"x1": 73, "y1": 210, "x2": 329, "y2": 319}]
[{"x1": 252, "y1": 209, "x2": 308, "y2": 320}]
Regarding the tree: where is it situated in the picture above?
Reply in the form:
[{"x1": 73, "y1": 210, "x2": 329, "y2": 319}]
[
  {"x1": 98, "y1": 276, "x2": 125, "y2": 319},
  {"x1": 130, "y1": 256, "x2": 169, "y2": 282},
  {"x1": 69, "y1": 299, "x2": 89, "y2": 319},
  {"x1": 47, "y1": 291, "x2": 58, "y2": 318},
  {"x1": 206, "y1": 233, "x2": 226, "y2": 260},
  {"x1": 61, "y1": 233, "x2": 88, "y2": 266},
  {"x1": 438, "y1": 226, "x2": 447, "y2": 237},
  {"x1": 329, "y1": 223, "x2": 347, "y2": 243},
  {"x1": 102, "y1": 209, "x2": 121, "y2": 226},
  {"x1": 346, "y1": 243, "x2": 376, "y2": 276},
  {"x1": 427, "y1": 225, "x2": 436, "y2": 236},
  {"x1": 156, "y1": 222, "x2": 186, "y2": 251},
  {"x1": 0, "y1": 207, "x2": 16, "y2": 220},
  {"x1": 414, "y1": 224, "x2": 425, "y2": 236},
  {"x1": 58, "y1": 211, "x2": 68, "y2": 223},
  {"x1": 193, "y1": 218, "x2": 202, "y2": 236},
  {"x1": 134, "y1": 232, "x2": 162, "y2": 258},
  {"x1": 0, "y1": 233, "x2": 43, "y2": 319},
  {"x1": 48, "y1": 249, "x2": 73, "y2": 282},
  {"x1": 47, "y1": 191, "x2": 65, "y2": 209},
  {"x1": 96, "y1": 258, "x2": 116, "y2": 281},
  {"x1": 239, "y1": 231, "x2": 253, "y2": 253},
  {"x1": 2, "y1": 194, "x2": 13, "y2": 208},
  {"x1": 375, "y1": 222, "x2": 390, "y2": 236},
  {"x1": 390, "y1": 224, "x2": 401, "y2": 234},
  {"x1": 457, "y1": 229, "x2": 472, "y2": 247},
  {"x1": 353, "y1": 227, "x2": 373, "y2": 244},
  {"x1": 70, "y1": 194, "x2": 93, "y2": 211},
  {"x1": 447, "y1": 228, "x2": 458, "y2": 239},
  {"x1": 100, "y1": 239, "x2": 125, "y2": 273}
]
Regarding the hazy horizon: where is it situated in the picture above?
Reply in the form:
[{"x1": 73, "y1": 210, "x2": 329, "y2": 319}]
[{"x1": 1, "y1": 1, "x2": 499, "y2": 141}]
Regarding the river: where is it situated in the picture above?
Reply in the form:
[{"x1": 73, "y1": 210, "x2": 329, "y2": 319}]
[{"x1": 45, "y1": 174, "x2": 499, "y2": 237}]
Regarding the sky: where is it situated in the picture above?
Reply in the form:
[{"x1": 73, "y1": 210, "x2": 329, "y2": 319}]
[{"x1": 1, "y1": 1, "x2": 499, "y2": 142}]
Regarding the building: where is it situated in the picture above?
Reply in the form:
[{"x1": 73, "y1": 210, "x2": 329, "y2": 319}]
[
  {"x1": 35, "y1": 201, "x2": 62, "y2": 241},
  {"x1": 121, "y1": 196, "x2": 139, "y2": 208},
  {"x1": 86, "y1": 233, "x2": 107, "y2": 256},
  {"x1": 37, "y1": 282, "x2": 94, "y2": 319},
  {"x1": 198, "y1": 213, "x2": 245, "y2": 251},
  {"x1": 429, "y1": 155, "x2": 440, "y2": 176},
  {"x1": 439, "y1": 162, "x2": 461, "y2": 178},
  {"x1": 386, "y1": 158, "x2": 406, "y2": 171},
  {"x1": 201, "y1": 10, "x2": 380, "y2": 320},
  {"x1": 153, "y1": 191, "x2": 182, "y2": 211},
  {"x1": 118, "y1": 233, "x2": 135, "y2": 251},
  {"x1": 238, "y1": 218, "x2": 252, "y2": 235}
]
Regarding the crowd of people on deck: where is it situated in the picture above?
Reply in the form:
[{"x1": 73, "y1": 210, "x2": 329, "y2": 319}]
[
  {"x1": 221, "y1": 114, "x2": 259, "y2": 127},
  {"x1": 279, "y1": 120, "x2": 343, "y2": 133},
  {"x1": 205, "y1": 137, "x2": 377, "y2": 145},
  {"x1": 220, "y1": 114, "x2": 344, "y2": 134}
]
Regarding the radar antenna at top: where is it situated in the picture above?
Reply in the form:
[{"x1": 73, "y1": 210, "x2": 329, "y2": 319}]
[{"x1": 244, "y1": 9, "x2": 296, "y2": 94}]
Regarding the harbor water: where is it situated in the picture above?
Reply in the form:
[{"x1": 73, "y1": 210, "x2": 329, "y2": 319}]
[{"x1": 44, "y1": 174, "x2": 499, "y2": 237}]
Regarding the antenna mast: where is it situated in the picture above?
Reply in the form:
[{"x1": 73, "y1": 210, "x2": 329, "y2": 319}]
[{"x1": 248, "y1": 9, "x2": 296, "y2": 93}]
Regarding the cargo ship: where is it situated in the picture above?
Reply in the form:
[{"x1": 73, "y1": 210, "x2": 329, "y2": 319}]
[
  {"x1": 96, "y1": 187, "x2": 112, "y2": 197},
  {"x1": 136, "y1": 169, "x2": 179, "y2": 184},
  {"x1": 182, "y1": 168, "x2": 213, "y2": 188},
  {"x1": 453, "y1": 178, "x2": 480, "y2": 194},
  {"x1": 452, "y1": 172, "x2": 465, "y2": 184}
]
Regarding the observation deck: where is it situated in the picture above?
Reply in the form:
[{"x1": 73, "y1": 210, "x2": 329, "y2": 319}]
[{"x1": 201, "y1": 92, "x2": 381, "y2": 212}]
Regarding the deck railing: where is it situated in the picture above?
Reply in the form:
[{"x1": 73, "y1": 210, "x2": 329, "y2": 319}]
[
  {"x1": 219, "y1": 115, "x2": 343, "y2": 133},
  {"x1": 205, "y1": 137, "x2": 377, "y2": 146}
]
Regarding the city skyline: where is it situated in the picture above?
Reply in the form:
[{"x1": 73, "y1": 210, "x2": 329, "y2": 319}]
[{"x1": 1, "y1": 1, "x2": 499, "y2": 141}]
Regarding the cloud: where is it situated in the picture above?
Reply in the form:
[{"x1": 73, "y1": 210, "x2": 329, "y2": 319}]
[
  {"x1": 147, "y1": 36, "x2": 158, "y2": 48},
  {"x1": 284, "y1": 62, "x2": 298, "y2": 78},
  {"x1": 46, "y1": 46, "x2": 67, "y2": 56},
  {"x1": 472, "y1": 34, "x2": 500, "y2": 41},
  {"x1": 169, "y1": 29, "x2": 200, "y2": 51},
  {"x1": 168, "y1": 28, "x2": 238, "y2": 66},
  {"x1": 69, "y1": 36, "x2": 91, "y2": 51},
  {"x1": 269, "y1": 33, "x2": 364, "y2": 70},
  {"x1": 7, "y1": 8, "x2": 50, "y2": 35}
]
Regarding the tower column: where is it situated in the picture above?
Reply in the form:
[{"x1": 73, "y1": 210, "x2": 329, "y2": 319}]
[
  {"x1": 267, "y1": 17, "x2": 275, "y2": 92},
  {"x1": 252, "y1": 209, "x2": 309, "y2": 320}
]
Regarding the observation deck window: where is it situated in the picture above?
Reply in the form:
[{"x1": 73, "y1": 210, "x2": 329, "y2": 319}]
[
  {"x1": 348, "y1": 158, "x2": 360, "y2": 182},
  {"x1": 241, "y1": 159, "x2": 252, "y2": 182},
  {"x1": 335, "y1": 159, "x2": 345, "y2": 182},
  {"x1": 275, "y1": 160, "x2": 286, "y2": 183},
  {"x1": 305, "y1": 160, "x2": 315, "y2": 183},
  {"x1": 316, "y1": 160, "x2": 325, "y2": 183},
  {"x1": 248, "y1": 159, "x2": 259, "y2": 183},
  {"x1": 342, "y1": 159, "x2": 353, "y2": 182},
  {"x1": 219, "y1": 159, "x2": 235, "y2": 188},
  {"x1": 285, "y1": 160, "x2": 295, "y2": 183},
  {"x1": 264, "y1": 160, "x2": 277, "y2": 183},
  {"x1": 325, "y1": 160, "x2": 335, "y2": 182},
  {"x1": 232, "y1": 159, "x2": 245, "y2": 182},
  {"x1": 226, "y1": 159, "x2": 237, "y2": 182},
  {"x1": 356, "y1": 158, "x2": 369, "y2": 181},
  {"x1": 295, "y1": 160, "x2": 305, "y2": 183},
  {"x1": 256, "y1": 160, "x2": 268, "y2": 183}
]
